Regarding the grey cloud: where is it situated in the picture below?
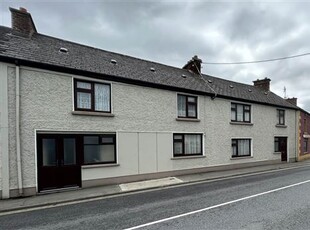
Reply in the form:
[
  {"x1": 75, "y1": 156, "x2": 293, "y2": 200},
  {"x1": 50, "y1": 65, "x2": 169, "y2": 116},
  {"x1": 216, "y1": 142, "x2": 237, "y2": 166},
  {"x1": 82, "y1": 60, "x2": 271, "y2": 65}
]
[{"x1": 1, "y1": 0, "x2": 310, "y2": 110}]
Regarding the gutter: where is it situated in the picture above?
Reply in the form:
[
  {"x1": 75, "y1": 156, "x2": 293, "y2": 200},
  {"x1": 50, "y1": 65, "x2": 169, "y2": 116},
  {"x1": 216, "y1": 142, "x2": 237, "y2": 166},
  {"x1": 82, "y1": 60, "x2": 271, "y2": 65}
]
[{"x1": 16, "y1": 64, "x2": 23, "y2": 196}]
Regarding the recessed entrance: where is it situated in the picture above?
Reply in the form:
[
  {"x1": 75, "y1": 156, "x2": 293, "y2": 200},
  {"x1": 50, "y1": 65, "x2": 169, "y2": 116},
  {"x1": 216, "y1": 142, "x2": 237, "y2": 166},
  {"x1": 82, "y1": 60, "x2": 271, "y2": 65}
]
[
  {"x1": 275, "y1": 137, "x2": 288, "y2": 162},
  {"x1": 37, "y1": 134, "x2": 82, "y2": 192}
]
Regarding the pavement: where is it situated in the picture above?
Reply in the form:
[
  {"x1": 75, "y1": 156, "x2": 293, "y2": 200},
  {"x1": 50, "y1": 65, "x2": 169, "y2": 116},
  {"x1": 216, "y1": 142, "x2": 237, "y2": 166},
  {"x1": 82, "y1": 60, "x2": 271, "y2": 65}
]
[{"x1": 1, "y1": 160, "x2": 310, "y2": 214}]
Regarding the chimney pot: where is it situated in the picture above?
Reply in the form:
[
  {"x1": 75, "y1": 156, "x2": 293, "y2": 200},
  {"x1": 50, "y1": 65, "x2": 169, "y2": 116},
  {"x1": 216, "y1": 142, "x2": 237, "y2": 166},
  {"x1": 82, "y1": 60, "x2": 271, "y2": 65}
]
[
  {"x1": 19, "y1": 7, "x2": 27, "y2": 13},
  {"x1": 253, "y1": 78, "x2": 271, "y2": 91}
]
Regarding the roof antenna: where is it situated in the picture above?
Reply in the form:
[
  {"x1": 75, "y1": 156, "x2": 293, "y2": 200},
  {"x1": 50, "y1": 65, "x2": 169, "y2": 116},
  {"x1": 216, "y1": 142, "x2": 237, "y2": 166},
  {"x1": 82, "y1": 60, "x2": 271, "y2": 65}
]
[
  {"x1": 193, "y1": 62, "x2": 217, "y2": 100},
  {"x1": 284, "y1": 86, "x2": 287, "y2": 99}
]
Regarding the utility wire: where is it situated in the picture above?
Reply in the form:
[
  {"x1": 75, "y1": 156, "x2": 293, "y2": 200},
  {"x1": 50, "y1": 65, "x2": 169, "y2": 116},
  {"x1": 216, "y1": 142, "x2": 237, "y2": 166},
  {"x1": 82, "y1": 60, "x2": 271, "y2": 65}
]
[
  {"x1": 193, "y1": 62, "x2": 217, "y2": 99},
  {"x1": 202, "y1": 52, "x2": 310, "y2": 65}
]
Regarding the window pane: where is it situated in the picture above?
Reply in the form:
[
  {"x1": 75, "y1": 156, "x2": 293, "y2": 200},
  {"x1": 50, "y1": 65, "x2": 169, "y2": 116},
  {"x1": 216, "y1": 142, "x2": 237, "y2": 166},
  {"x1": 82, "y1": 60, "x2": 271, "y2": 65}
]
[
  {"x1": 231, "y1": 110, "x2": 236, "y2": 121},
  {"x1": 63, "y1": 138, "x2": 76, "y2": 165},
  {"x1": 238, "y1": 139, "x2": 250, "y2": 156},
  {"x1": 101, "y1": 137, "x2": 114, "y2": 144},
  {"x1": 232, "y1": 144, "x2": 237, "y2": 156},
  {"x1": 237, "y1": 104, "x2": 243, "y2": 121},
  {"x1": 42, "y1": 139, "x2": 56, "y2": 166},
  {"x1": 84, "y1": 145, "x2": 101, "y2": 163},
  {"x1": 77, "y1": 92, "x2": 91, "y2": 109},
  {"x1": 188, "y1": 104, "x2": 197, "y2": 117},
  {"x1": 275, "y1": 138, "x2": 279, "y2": 152},
  {"x1": 177, "y1": 95, "x2": 186, "y2": 117},
  {"x1": 280, "y1": 115, "x2": 284, "y2": 124},
  {"x1": 95, "y1": 84, "x2": 110, "y2": 112},
  {"x1": 231, "y1": 103, "x2": 236, "y2": 109},
  {"x1": 244, "y1": 111, "x2": 250, "y2": 122},
  {"x1": 84, "y1": 136, "x2": 99, "y2": 144},
  {"x1": 77, "y1": 81, "x2": 91, "y2": 89},
  {"x1": 84, "y1": 145, "x2": 115, "y2": 163},
  {"x1": 174, "y1": 135, "x2": 183, "y2": 140},
  {"x1": 188, "y1": 97, "x2": 196, "y2": 103},
  {"x1": 304, "y1": 139, "x2": 308, "y2": 153},
  {"x1": 184, "y1": 135, "x2": 201, "y2": 154},
  {"x1": 174, "y1": 142, "x2": 183, "y2": 154},
  {"x1": 100, "y1": 145, "x2": 115, "y2": 162}
]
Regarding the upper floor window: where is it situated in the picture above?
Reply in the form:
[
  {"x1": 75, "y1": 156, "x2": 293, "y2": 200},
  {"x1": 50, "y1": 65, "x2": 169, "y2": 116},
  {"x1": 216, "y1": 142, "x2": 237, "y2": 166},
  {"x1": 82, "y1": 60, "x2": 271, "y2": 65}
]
[
  {"x1": 232, "y1": 139, "x2": 251, "y2": 158},
  {"x1": 231, "y1": 103, "x2": 251, "y2": 123},
  {"x1": 173, "y1": 134, "x2": 202, "y2": 157},
  {"x1": 277, "y1": 109, "x2": 285, "y2": 125},
  {"x1": 74, "y1": 79, "x2": 111, "y2": 113},
  {"x1": 177, "y1": 94, "x2": 198, "y2": 118}
]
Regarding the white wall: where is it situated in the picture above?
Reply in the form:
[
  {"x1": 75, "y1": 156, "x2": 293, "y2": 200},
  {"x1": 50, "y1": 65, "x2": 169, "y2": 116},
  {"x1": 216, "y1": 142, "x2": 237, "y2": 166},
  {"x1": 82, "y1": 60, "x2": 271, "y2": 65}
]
[{"x1": 4, "y1": 64, "x2": 297, "y2": 191}]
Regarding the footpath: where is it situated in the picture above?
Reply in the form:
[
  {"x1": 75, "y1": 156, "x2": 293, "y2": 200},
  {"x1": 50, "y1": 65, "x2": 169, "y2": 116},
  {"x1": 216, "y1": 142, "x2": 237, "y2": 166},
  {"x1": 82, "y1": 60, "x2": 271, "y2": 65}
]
[{"x1": 1, "y1": 160, "x2": 310, "y2": 214}]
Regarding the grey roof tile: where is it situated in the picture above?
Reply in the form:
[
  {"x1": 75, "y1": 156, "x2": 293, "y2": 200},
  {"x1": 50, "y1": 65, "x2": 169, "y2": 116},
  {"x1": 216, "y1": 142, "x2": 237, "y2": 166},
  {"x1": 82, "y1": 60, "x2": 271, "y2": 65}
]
[{"x1": 0, "y1": 26, "x2": 297, "y2": 109}]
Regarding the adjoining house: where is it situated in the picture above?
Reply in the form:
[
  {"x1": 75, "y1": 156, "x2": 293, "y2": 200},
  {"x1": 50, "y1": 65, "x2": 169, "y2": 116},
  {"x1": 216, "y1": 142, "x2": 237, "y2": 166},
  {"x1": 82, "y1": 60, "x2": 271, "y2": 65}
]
[
  {"x1": 0, "y1": 7, "x2": 299, "y2": 199},
  {"x1": 286, "y1": 98, "x2": 310, "y2": 161}
]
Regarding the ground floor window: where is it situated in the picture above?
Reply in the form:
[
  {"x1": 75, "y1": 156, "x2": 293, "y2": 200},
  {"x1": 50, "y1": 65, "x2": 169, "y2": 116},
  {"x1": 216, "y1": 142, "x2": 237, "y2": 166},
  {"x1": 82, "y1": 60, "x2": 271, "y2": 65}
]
[
  {"x1": 232, "y1": 139, "x2": 251, "y2": 158},
  {"x1": 274, "y1": 137, "x2": 280, "y2": 152},
  {"x1": 83, "y1": 134, "x2": 116, "y2": 164},
  {"x1": 304, "y1": 138, "x2": 308, "y2": 153},
  {"x1": 173, "y1": 133, "x2": 202, "y2": 157}
]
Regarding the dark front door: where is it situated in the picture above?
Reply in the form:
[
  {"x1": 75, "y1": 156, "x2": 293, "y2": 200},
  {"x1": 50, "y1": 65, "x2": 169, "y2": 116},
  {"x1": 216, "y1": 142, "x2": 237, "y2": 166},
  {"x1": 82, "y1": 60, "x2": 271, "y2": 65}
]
[
  {"x1": 37, "y1": 134, "x2": 81, "y2": 192},
  {"x1": 279, "y1": 137, "x2": 288, "y2": 162}
]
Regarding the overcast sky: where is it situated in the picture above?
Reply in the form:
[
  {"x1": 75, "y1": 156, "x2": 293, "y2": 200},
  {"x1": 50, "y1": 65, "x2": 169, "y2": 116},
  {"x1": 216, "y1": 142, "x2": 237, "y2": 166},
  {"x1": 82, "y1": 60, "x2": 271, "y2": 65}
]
[{"x1": 1, "y1": 0, "x2": 310, "y2": 111}]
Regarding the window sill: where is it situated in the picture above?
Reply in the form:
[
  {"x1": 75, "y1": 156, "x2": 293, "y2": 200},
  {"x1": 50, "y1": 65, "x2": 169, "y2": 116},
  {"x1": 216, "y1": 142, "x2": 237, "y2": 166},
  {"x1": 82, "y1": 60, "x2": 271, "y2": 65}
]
[
  {"x1": 275, "y1": 124, "x2": 287, "y2": 128},
  {"x1": 230, "y1": 122, "x2": 253, "y2": 126},
  {"x1": 273, "y1": 152, "x2": 281, "y2": 154},
  {"x1": 230, "y1": 156, "x2": 253, "y2": 160},
  {"x1": 303, "y1": 134, "x2": 310, "y2": 138},
  {"x1": 171, "y1": 155, "x2": 205, "y2": 160},
  {"x1": 176, "y1": 118, "x2": 200, "y2": 122},
  {"x1": 82, "y1": 163, "x2": 120, "y2": 169},
  {"x1": 72, "y1": 111, "x2": 115, "y2": 117}
]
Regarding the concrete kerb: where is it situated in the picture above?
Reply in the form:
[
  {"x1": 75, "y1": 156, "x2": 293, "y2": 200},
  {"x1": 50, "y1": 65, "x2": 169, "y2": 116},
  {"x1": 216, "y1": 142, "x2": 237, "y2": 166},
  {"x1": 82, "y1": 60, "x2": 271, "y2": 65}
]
[{"x1": 1, "y1": 161, "x2": 310, "y2": 215}]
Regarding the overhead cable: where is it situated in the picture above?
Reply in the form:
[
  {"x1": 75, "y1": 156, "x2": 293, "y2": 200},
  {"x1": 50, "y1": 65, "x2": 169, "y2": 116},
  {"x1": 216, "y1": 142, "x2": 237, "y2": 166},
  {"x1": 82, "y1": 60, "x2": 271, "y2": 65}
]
[{"x1": 202, "y1": 52, "x2": 310, "y2": 65}]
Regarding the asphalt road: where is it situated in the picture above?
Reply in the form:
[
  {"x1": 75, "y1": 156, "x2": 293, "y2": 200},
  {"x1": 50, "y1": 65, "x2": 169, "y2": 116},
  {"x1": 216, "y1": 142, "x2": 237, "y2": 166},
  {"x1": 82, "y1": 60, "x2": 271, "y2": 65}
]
[{"x1": 1, "y1": 166, "x2": 310, "y2": 230}]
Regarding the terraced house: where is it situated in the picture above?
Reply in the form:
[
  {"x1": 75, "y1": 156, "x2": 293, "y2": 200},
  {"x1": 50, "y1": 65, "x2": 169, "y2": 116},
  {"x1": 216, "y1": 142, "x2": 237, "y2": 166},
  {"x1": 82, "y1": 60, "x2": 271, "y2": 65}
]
[{"x1": 0, "y1": 8, "x2": 299, "y2": 199}]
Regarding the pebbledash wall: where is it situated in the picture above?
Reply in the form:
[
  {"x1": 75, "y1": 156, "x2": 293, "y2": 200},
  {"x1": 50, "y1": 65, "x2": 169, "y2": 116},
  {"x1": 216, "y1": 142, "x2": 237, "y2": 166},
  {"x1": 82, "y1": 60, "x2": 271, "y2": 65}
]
[{"x1": 0, "y1": 62, "x2": 297, "y2": 198}]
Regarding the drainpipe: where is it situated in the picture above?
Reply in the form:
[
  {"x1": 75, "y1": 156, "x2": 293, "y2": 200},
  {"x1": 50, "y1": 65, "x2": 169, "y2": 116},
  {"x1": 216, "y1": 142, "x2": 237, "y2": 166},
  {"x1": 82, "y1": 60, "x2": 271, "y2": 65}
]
[{"x1": 16, "y1": 65, "x2": 23, "y2": 196}]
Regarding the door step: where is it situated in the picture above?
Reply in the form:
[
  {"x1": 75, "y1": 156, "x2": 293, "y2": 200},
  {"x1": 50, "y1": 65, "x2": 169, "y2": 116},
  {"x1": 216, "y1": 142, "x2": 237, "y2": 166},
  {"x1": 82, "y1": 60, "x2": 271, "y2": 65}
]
[{"x1": 39, "y1": 186, "x2": 80, "y2": 194}]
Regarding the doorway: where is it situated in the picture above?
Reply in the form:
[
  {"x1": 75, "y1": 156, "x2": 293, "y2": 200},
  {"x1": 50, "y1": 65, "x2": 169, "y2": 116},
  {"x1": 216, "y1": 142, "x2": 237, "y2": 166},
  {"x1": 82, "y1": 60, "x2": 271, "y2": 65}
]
[
  {"x1": 37, "y1": 134, "x2": 81, "y2": 192},
  {"x1": 276, "y1": 137, "x2": 288, "y2": 162}
]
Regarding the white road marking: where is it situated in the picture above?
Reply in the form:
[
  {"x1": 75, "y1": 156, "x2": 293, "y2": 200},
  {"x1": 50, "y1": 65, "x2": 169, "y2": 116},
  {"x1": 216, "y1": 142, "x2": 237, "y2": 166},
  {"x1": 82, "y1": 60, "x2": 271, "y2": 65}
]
[{"x1": 123, "y1": 179, "x2": 310, "y2": 230}]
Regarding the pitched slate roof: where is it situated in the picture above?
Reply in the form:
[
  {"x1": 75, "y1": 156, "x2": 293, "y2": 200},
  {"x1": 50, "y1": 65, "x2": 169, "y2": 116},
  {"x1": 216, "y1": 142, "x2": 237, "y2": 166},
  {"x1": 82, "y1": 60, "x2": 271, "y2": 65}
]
[{"x1": 0, "y1": 25, "x2": 297, "y2": 109}]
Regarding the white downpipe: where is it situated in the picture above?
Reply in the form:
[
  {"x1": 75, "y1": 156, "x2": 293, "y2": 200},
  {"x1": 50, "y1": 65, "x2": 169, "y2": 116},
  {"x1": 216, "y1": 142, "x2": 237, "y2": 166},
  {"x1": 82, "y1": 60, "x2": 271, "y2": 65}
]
[{"x1": 16, "y1": 65, "x2": 23, "y2": 196}]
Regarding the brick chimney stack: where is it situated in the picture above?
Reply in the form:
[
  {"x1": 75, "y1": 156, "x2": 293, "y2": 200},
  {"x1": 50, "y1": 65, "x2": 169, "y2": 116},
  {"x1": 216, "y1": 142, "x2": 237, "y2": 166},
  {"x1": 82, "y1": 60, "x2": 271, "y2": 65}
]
[
  {"x1": 253, "y1": 78, "x2": 271, "y2": 91},
  {"x1": 286, "y1": 97, "x2": 297, "y2": 106},
  {"x1": 10, "y1": 7, "x2": 37, "y2": 37},
  {"x1": 183, "y1": 55, "x2": 202, "y2": 75}
]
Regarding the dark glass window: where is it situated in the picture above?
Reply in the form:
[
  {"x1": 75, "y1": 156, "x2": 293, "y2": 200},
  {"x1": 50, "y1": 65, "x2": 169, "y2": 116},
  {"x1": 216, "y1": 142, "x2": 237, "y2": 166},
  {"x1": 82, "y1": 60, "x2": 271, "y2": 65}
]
[
  {"x1": 304, "y1": 138, "x2": 308, "y2": 153},
  {"x1": 74, "y1": 80, "x2": 111, "y2": 113},
  {"x1": 173, "y1": 134, "x2": 202, "y2": 157},
  {"x1": 177, "y1": 94, "x2": 198, "y2": 118},
  {"x1": 232, "y1": 139, "x2": 251, "y2": 157},
  {"x1": 231, "y1": 103, "x2": 251, "y2": 123},
  {"x1": 83, "y1": 134, "x2": 116, "y2": 164}
]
